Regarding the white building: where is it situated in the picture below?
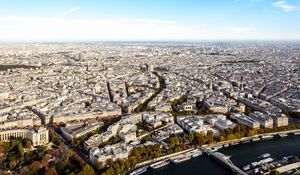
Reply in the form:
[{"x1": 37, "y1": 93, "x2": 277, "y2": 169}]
[
  {"x1": 231, "y1": 113, "x2": 260, "y2": 129},
  {"x1": 84, "y1": 115, "x2": 139, "y2": 151},
  {"x1": 60, "y1": 120, "x2": 103, "y2": 140},
  {"x1": 118, "y1": 123, "x2": 137, "y2": 143},
  {"x1": 89, "y1": 142, "x2": 133, "y2": 165},
  {"x1": 205, "y1": 114, "x2": 236, "y2": 131},
  {"x1": 0, "y1": 126, "x2": 49, "y2": 146},
  {"x1": 177, "y1": 115, "x2": 207, "y2": 133},
  {"x1": 182, "y1": 103, "x2": 197, "y2": 112},
  {"x1": 214, "y1": 119, "x2": 236, "y2": 131},
  {"x1": 205, "y1": 114, "x2": 227, "y2": 125},
  {"x1": 249, "y1": 111, "x2": 273, "y2": 128},
  {"x1": 271, "y1": 113, "x2": 289, "y2": 127},
  {"x1": 142, "y1": 112, "x2": 174, "y2": 128}
]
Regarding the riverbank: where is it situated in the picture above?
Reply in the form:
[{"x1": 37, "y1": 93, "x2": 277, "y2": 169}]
[
  {"x1": 135, "y1": 147, "x2": 197, "y2": 168},
  {"x1": 127, "y1": 128, "x2": 300, "y2": 175},
  {"x1": 276, "y1": 162, "x2": 300, "y2": 174},
  {"x1": 143, "y1": 134, "x2": 300, "y2": 175},
  {"x1": 202, "y1": 128, "x2": 300, "y2": 149}
]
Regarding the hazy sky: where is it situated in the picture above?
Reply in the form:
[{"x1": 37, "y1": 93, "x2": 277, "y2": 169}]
[{"x1": 0, "y1": 0, "x2": 300, "y2": 41}]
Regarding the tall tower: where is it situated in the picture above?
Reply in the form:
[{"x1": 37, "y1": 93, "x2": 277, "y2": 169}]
[
  {"x1": 208, "y1": 81, "x2": 213, "y2": 90},
  {"x1": 240, "y1": 76, "x2": 244, "y2": 91},
  {"x1": 107, "y1": 81, "x2": 114, "y2": 102},
  {"x1": 124, "y1": 82, "x2": 130, "y2": 97}
]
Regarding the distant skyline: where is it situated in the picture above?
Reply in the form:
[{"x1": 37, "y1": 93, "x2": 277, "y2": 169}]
[{"x1": 0, "y1": 0, "x2": 300, "y2": 42}]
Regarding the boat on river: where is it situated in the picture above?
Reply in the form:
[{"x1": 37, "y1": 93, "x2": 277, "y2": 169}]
[
  {"x1": 129, "y1": 166, "x2": 148, "y2": 175},
  {"x1": 172, "y1": 156, "x2": 191, "y2": 164},
  {"x1": 150, "y1": 160, "x2": 170, "y2": 169},
  {"x1": 259, "y1": 153, "x2": 271, "y2": 158},
  {"x1": 261, "y1": 135, "x2": 273, "y2": 140},
  {"x1": 192, "y1": 151, "x2": 202, "y2": 158}
]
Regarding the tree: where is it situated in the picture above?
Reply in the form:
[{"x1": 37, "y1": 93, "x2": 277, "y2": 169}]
[
  {"x1": 96, "y1": 161, "x2": 104, "y2": 170},
  {"x1": 102, "y1": 167, "x2": 115, "y2": 175},
  {"x1": 41, "y1": 155, "x2": 50, "y2": 169},
  {"x1": 187, "y1": 133, "x2": 194, "y2": 142},
  {"x1": 152, "y1": 144, "x2": 161, "y2": 151},
  {"x1": 44, "y1": 168, "x2": 57, "y2": 175},
  {"x1": 37, "y1": 145, "x2": 47, "y2": 153},
  {"x1": 52, "y1": 149, "x2": 61, "y2": 158},
  {"x1": 73, "y1": 153, "x2": 85, "y2": 166},
  {"x1": 246, "y1": 129, "x2": 257, "y2": 137},
  {"x1": 51, "y1": 136, "x2": 61, "y2": 145},
  {"x1": 219, "y1": 136, "x2": 226, "y2": 142},
  {"x1": 77, "y1": 164, "x2": 94, "y2": 175},
  {"x1": 9, "y1": 159, "x2": 17, "y2": 169},
  {"x1": 195, "y1": 132, "x2": 206, "y2": 145},
  {"x1": 0, "y1": 141, "x2": 9, "y2": 154},
  {"x1": 107, "y1": 158, "x2": 114, "y2": 167},
  {"x1": 141, "y1": 135, "x2": 151, "y2": 143},
  {"x1": 168, "y1": 136, "x2": 179, "y2": 149},
  {"x1": 129, "y1": 157, "x2": 138, "y2": 166},
  {"x1": 24, "y1": 140, "x2": 32, "y2": 149},
  {"x1": 268, "y1": 170, "x2": 281, "y2": 175},
  {"x1": 114, "y1": 163, "x2": 122, "y2": 175},
  {"x1": 73, "y1": 139, "x2": 81, "y2": 148},
  {"x1": 17, "y1": 142, "x2": 25, "y2": 157},
  {"x1": 64, "y1": 150, "x2": 75, "y2": 159},
  {"x1": 57, "y1": 142, "x2": 64, "y2": 153},
  {"x1": 154, "y1": 151, "x2": 161, "y2": 158},
  {"x1": 30, "y1": 161, "x2": 42, "y2": 172},
  {"x1": 206, "y1": 130, "x2": 214, "y2": 144}
]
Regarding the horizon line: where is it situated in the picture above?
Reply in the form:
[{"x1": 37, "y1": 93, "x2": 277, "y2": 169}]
[{"x1": 1, "y1": 39, "x2": 300, "y2": 45}]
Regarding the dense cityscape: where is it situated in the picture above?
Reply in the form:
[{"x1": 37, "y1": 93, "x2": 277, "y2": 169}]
[{"x1": 0, "y1": 42, "x2": 299, "y2": 175}]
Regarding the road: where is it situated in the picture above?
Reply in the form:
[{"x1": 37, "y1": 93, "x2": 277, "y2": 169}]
[{"x1": 48, "y1": 127, "x2": 91, "y2": 165}]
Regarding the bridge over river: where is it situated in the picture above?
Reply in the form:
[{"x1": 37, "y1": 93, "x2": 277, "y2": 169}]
[{"x1": 201, "y1": 147, "x2": 248, "y2": 175}]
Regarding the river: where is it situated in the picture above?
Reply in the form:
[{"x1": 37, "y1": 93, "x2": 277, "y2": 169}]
[{"x1": 143, "y1": 135, "x2": 300, "y2": 175}]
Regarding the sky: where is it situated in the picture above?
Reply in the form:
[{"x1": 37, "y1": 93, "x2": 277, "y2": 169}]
[{"x1": 0, "y1": 0, "x2": 300, "y2": 42}]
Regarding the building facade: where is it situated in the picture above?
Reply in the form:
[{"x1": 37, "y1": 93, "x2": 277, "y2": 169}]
[{"x1": 0, "y1": 127, "x2": 49, "y2": 146}]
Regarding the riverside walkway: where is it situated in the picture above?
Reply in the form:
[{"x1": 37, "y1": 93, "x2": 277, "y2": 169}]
[{"x1": 204, "y1": 129, "x2": 300, "y2": 148}]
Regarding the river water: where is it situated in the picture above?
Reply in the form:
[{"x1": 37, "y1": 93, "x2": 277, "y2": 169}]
[{"x1": 143, "y1": 135, "x2": 300, "y2": 175}]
